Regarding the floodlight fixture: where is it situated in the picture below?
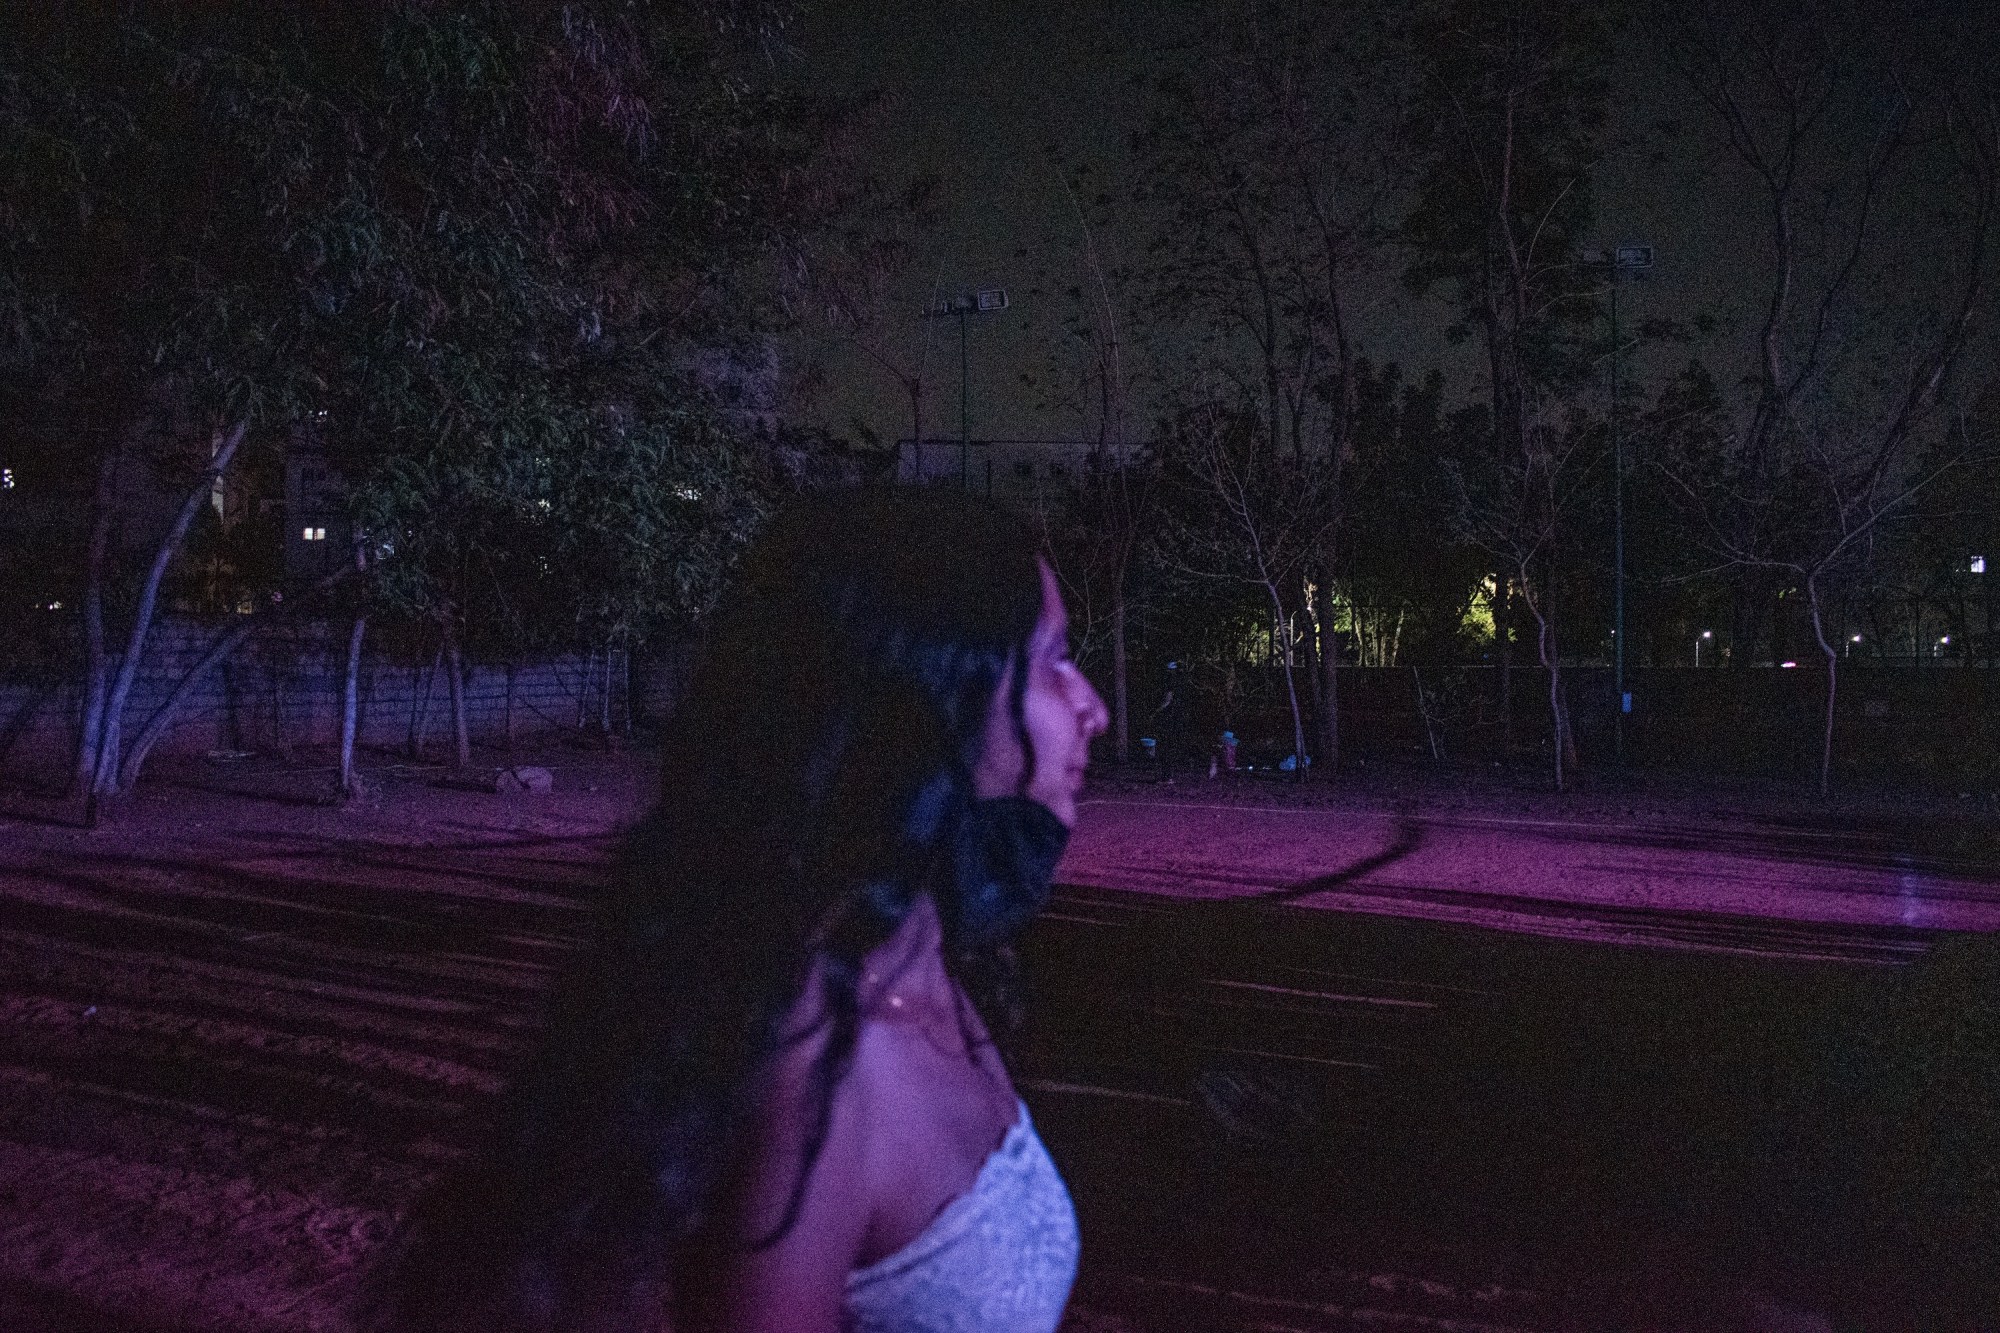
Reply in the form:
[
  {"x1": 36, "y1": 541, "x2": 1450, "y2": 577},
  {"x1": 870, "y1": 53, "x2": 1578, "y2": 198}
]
[{"x1": 924, "y1": 288, "x2": 1013, "y2": 488}]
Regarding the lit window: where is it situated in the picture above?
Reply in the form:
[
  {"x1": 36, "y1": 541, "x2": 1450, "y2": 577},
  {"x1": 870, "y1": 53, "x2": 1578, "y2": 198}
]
[
  {"x1": 1, "y1": 467, "x2": 13, "y2": 488},
  {"x1": 302, "y1": 526, "x2": 327, "y2": 541},
  {"x1": 1973, "y1": 555, "x2": 1987, "y2": 574},
  {"x1": 675, "y1": 486, "x2": 701, "y2": 501}
]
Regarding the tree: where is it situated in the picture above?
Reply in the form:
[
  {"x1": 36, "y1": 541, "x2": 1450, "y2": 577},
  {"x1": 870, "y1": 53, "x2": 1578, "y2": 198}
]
[
  {"x1": 1157, "y1": 398, "x2": 1336, "y2": 780},
  {"x1": 1022, "y1": 157, "x2": 1152, "y2": 762},
  {"x1": 1338, "y1": 365, "x2": 1488, "y2": 670},
  {"x1": 0, "y1": 6, "x2": 326, "y2": 801},
  {"x1": 2, "y1": 1, "x2": 865, "y2": 795},
  {"x1": 1401, "y1": 0, "x2": 1612, "y2": 788},
  {"x1": 1129, "y1": 0, "x2": 1412, "y2": 771},
  {"x1": 1651, "y1": 0, "x2": 2000, "y2": 794}
]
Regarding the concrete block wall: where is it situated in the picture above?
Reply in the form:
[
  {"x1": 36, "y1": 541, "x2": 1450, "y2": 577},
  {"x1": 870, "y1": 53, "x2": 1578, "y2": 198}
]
[{"x1": 0, "y1": 618, "x2": 694, "y2": 770}]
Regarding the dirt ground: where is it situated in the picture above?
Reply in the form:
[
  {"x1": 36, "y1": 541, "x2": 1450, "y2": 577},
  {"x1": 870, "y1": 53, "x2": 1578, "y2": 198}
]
[
  {"x1": 0, "y1": 746, "x2": 1991, "y2": 1330},
  {"x1": 0, "y1": 745, "x2": 650, "y2": 1332}
]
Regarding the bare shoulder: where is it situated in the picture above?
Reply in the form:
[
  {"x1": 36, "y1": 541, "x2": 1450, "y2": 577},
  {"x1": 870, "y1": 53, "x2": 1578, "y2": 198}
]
[
  {"x1": 841, "y1": 993, "x2": 1021, "y2": 1268},
  {"x1": 748, "y1": 983, "x2": 881, "y2": 1193},
  {"x1": 692, "y1": 981, "x2": 877, "y2": 1333}
]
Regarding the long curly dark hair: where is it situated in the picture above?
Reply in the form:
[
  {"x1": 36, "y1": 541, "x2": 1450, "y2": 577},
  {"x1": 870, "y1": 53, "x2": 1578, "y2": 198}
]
[{"x1": 361, "y1": 487, "x2": 1048, "y2": 1332}]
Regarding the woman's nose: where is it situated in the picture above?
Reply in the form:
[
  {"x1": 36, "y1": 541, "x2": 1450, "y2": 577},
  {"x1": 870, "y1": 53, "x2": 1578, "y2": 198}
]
[{"x1": 1081, "y1": 680, "x2": 1109, "y2": 735}]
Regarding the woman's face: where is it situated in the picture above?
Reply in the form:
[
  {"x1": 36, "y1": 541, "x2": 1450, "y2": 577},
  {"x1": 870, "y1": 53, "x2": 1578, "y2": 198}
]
[{"x1": 973, "y1": 560, "x2": 1109, "y2": 826}]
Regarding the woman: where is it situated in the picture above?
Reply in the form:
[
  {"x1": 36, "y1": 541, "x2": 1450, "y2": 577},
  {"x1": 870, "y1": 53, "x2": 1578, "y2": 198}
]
[{"x1": 365, "y1": 487, "x2": 1108, "y2": 1332}]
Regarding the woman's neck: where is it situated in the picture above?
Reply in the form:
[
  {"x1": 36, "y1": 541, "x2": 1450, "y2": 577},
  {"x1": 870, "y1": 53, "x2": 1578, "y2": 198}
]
[{"x1": 860, "y1": 894, "x2": 952, "y2": 1015}]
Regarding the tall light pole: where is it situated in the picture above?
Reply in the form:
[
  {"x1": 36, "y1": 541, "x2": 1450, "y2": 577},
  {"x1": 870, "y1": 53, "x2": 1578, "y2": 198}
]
[
  {"x1": 1601, "y1": 242, "x2": 1654, "y2": 765},
  {"x1": 926, "y1": 288, "x2": 1009, "y2": 490},
  {"x1": 1696, "y1": 629, "x2": 1711, "y2": 667}
]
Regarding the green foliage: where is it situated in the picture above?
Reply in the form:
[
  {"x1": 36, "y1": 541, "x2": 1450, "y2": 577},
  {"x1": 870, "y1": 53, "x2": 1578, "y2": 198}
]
[
  {"x1": 1, "y1": 0, "x2": 865, "y2": 676},
  {"x1": 1399, "y1": 0, "x2": 1611, "y2": 384},
  {"x1": 1339, "y1": 364, "x2": 1489, "y2": 662}
]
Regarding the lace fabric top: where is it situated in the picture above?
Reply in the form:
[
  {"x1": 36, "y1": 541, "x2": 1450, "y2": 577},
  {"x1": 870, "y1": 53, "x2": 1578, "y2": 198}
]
[{"x1": 843, "y1": 1100, "x2": 1078, "y2": 1333}]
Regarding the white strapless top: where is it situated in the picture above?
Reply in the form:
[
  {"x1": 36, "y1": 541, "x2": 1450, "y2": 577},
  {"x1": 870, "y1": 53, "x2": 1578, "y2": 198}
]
[{"x1": 843, "y1": 1100, "x2": 1078, "y2": 1332}]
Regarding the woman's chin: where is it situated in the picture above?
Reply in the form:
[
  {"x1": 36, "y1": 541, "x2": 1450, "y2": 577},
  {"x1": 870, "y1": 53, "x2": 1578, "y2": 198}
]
[{"x1": 1027, "y1": 787, "x2": 1079, "y2": 829}]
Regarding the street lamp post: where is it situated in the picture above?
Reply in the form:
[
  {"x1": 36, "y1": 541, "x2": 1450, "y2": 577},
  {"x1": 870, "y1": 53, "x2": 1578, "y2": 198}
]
[
  {"x1": 1696, "y1": 629, "x2": 1711, "y2": 667},
  {"x1": 1600, "y1": 242, "x2": 1654, "y2": 764},
  {"x1": 926, "y1": 288, "x2": 1009, "y2": 490}
]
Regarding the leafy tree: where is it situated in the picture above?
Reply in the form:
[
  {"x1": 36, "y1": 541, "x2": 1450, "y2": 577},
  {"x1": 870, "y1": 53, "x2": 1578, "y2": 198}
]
[
  {"x1": 0, "y1": 5, "x2": 347, "y2": 801},
  {"x1": 1339, "y1": 364, "x2": 1488, "y2": 668},
  {"x1": 2, "y1": 1, "x2": 865, "y2": 793},
  {"x1": 1127, "y1": 0, "x2": 1413, "y2": 770},
  {"x1": 1400, "y1": 0, "x2": 1613, "y2": 788}
]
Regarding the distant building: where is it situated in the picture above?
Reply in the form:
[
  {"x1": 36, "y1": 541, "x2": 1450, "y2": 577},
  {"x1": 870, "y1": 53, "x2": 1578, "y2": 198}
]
[{"x1": 277, "y1": 427, "x2": 351, "y2": 579}]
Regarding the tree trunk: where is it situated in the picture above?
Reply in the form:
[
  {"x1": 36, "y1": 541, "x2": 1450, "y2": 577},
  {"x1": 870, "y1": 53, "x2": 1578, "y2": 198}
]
[
  {"x1": 74, "y1": 447, "x2": 121, "y2": 798},
  {"x1": 622, "y1": 648, "x2": 635, "y2": 737},
  {"x1": 601, "y1": 640, "x2": 614, "y2": 740},
  {"x1": 339, "y1": 614, "x2": 368, "y2": 804},
  {"x1": 1414, "y1": 667, "x2": 1443, "y2": 761},
  {"x1": 1521, "y1": 578, "x2": 1568, "y2": 791},
  {"x1": 444, "y1": 625, "x2": 471, "y2": 769},
  {"x1": 117, "y1": 565, "x2": 352, "y2": 792},
  {"x1": 408, "y1": 644, "x2": 440, "y2": 760},
  {"x1": 93, "y1": 421, "x2": 247, "y2": 797},
  {"x1": 1498, "y1": 577, "x2": 1514, "y2": 754},
  {"x1": 1111, "y1": 581, "x2": 1130, "y2": 764},
  {"x1": 1301, "y1": 581, "x2": 1325, "y2": 751},
  {"x1": 117, "y1": 616, "x2": 262, "y2": 793},
  {"x1": 504, "y1": 662, "x2": 518, "y2": 757},
  {"x1": 1267, "y1": 581, "x2": 1310, "y2": 783},
  {"x1": 1543, "y1": 618, "x2": 1565, "y2": 792},
  {"x1": 1318, "y1": 568, "x2": 1341, "y2": 773},
  {"x1": 1806, "y1": 575, "x2": 1839, "y2": 798}
]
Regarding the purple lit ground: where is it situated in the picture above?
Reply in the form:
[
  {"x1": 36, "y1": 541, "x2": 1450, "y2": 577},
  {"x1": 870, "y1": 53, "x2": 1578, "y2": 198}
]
[
  {"x1": 0, "y1": 755, "x2": 1993, "y2": 1330},
  {"x1": 1061, "y1": 785, "x2": 2000, "y2": 957}
]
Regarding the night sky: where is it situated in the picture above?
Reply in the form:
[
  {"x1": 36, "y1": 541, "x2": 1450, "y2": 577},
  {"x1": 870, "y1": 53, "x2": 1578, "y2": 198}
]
[
  {"x1": 788, "y1": 0, "x2": 1783, "y2": 450},
  {"x1": 791, "y1": 0, "x2": 1169, "y2": 445}
]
